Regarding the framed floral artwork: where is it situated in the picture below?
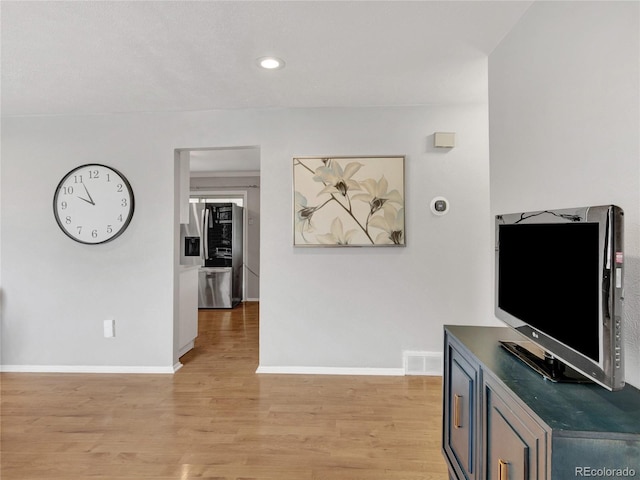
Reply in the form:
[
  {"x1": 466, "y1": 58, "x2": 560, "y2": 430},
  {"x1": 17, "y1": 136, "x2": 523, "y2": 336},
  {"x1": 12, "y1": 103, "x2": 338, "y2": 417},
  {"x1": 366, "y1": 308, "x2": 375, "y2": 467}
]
[{"x1": 293, "y1": 156, "x2": 405, "y2": 247}]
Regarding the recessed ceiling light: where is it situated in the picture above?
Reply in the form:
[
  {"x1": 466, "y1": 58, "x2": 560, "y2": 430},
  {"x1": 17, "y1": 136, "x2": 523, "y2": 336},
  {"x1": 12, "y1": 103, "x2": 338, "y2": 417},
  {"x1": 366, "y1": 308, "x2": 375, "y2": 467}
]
[{"x1": 257, "y1": 56, "x2": 285, "y2": 70}]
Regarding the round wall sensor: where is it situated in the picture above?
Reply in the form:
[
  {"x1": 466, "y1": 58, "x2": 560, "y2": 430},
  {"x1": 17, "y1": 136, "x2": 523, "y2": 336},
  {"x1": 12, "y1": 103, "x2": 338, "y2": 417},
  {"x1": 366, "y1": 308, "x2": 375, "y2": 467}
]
[{"x1": 430, "y1": 196, "x2": 450, "y2": 216}]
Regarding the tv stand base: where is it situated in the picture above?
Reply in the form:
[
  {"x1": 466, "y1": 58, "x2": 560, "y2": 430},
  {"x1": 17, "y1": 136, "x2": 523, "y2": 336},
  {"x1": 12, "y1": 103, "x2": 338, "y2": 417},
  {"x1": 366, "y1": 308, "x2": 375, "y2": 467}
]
[{"x1": 499, "y1": 340, "x2": 590, "y2": 383}]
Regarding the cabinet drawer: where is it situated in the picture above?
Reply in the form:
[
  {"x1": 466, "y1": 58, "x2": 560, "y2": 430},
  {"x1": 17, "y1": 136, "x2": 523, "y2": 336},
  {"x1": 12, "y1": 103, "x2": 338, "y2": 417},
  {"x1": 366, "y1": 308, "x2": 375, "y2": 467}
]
[
  {"x1": 484, "y1": 377, "x2": 547, "y2": 480},
  {"x1": 444, "y1": 342, "x2": 480, "y2": 480}
]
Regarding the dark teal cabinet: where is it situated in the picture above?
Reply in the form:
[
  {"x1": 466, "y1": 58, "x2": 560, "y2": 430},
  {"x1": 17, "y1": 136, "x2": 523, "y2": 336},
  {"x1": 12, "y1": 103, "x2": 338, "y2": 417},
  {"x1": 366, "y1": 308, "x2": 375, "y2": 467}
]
[
  {"x1": 443, "y1": 340, "x2": 480, "y2": 480},
  {"x1": 443, "y1": 326, "x2": 640, "y2": 480}
]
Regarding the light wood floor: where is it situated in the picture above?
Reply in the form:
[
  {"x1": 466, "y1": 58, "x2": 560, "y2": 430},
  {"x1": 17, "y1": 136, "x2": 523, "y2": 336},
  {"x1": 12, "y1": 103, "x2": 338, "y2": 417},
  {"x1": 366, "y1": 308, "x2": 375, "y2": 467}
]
[{"x1": 1, "y1": 301, "x2": 448, "y2": 479}]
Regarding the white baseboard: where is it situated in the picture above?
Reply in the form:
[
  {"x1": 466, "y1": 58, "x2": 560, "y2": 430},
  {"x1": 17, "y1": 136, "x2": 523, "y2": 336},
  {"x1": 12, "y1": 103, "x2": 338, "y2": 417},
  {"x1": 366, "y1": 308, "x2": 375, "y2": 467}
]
[
  {"x1": 178, "y1": 340, "x2": 195, "y2": 358},
  {"x1": 245, "y1": 297, "x2": 259, "y2": 302},
  {"x1": 0, "y1": 364, "x2": 178, "y2": 374},
  {"x1": 256, "y1": 366, "x2": 405, "y2": 376}
]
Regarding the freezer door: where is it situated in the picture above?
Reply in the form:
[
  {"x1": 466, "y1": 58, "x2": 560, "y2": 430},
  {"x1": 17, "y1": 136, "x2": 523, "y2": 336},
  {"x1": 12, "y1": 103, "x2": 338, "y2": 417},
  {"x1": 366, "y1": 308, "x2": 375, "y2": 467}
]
[
  {"x1": 204, "y1": 203, "x2": 233, "y2": 267},
  {"x1": 180, "y1": 203, "x2": 205, "y2": 266},
  {"x1": 198, "y1": 267, "x2": 233, "y2": 308}
]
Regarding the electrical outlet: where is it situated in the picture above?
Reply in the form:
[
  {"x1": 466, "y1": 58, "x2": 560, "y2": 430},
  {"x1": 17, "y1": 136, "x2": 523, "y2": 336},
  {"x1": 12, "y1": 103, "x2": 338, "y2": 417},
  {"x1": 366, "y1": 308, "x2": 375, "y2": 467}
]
[{"x1": 103, "y1": 319, "x2": 115, "y2": 338}]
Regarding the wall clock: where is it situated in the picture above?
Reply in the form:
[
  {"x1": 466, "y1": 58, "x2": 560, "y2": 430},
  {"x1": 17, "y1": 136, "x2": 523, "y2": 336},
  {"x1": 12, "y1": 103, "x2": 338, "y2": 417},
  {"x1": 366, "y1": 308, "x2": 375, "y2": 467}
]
[{"x1": 53, "y1": 164, "x2": 135, "y2": 244}]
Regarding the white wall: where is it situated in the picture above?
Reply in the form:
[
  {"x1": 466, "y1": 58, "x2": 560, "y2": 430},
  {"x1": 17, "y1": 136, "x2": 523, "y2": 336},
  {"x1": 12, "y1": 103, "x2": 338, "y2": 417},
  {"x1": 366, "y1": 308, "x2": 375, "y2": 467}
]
[
  {"x1": 1, "y1": 104, "x2": 493, "y2": 372},
  {"x1": 489, "y1": 1, "x2": 640, "y2": 388},
  {"x1": 1, "y1": 114, "x2": 177, "y2": 370},
  {"x1": 258, "y1": 106, "x2": 493, "y2": 371}
]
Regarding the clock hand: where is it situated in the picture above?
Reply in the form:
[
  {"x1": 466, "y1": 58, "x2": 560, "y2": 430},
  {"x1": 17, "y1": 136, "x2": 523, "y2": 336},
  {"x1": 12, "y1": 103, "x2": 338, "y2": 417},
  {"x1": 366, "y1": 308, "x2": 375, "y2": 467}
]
[{"x1": 77, "y1": 184, "x2": 96, "y2": 205}]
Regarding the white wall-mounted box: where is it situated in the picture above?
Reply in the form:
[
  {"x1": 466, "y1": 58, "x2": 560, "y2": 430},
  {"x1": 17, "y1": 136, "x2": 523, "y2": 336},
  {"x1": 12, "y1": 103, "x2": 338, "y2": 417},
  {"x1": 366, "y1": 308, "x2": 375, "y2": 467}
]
[{"x1": 434, "y1": 132, "x2": 455, "y2": 148}]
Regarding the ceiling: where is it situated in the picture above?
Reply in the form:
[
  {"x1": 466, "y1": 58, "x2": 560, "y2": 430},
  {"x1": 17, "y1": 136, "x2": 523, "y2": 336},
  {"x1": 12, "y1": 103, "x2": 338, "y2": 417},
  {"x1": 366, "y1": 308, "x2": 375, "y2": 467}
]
[{"x1": 1, "y1": 1, "x2": 533, "y2": 173}]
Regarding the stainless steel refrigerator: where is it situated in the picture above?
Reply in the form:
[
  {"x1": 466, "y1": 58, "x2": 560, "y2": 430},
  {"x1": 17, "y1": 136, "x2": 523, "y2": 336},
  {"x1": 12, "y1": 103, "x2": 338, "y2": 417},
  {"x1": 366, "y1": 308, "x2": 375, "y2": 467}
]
[{"x1": 180, "y1": 203, "x2": 243, "y2": 308}]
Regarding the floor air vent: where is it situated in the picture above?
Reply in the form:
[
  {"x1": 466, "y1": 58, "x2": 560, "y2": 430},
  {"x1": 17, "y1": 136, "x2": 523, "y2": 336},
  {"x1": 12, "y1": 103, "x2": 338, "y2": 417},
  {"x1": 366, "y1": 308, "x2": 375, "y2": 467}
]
[{"x1": 403, "y1": 351, "x2": 443, "y2": 376}]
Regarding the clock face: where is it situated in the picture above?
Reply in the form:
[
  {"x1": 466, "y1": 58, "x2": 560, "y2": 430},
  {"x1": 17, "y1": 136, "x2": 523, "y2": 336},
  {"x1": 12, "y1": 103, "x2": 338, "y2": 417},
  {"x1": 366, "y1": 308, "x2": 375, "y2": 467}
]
[{"x1": 53, "y1": 164, "x2": 135, "y2": 244}]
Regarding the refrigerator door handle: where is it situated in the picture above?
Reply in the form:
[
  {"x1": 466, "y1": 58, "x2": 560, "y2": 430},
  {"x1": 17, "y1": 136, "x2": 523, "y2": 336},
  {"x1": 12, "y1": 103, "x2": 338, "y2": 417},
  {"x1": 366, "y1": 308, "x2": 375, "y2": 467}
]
[{"x1": 201, "y1": 206, "x2": 209, "y2": 261}]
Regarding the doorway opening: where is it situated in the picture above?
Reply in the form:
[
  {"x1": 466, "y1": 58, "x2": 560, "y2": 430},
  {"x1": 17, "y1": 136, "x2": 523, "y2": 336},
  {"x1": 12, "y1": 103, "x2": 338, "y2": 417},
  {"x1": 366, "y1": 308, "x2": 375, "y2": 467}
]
[{"x1": 174, "y1": 146, "x2": 260, "y2": 368}]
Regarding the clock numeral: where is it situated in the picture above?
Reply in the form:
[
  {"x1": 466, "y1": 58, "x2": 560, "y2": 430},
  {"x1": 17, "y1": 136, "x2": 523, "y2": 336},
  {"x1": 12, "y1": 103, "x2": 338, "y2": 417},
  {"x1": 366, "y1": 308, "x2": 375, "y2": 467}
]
[
  {"x1": 77, "y1": 226, "x2": 82, "y2": 235},
  {"x1": 60, "y1": 201, "x2": 68, "y2": 210},
  {"x1": 92, "y1": 230, "x2": 98, "y2": 238},
  {"x1": 117, "y1": 214, "x2": 123, "y2": 222},
  {"x1": 107, "y1": 225, "x2": 113, "y2": 234},
  {"x1": 121, "y1": 199, "x2": 128, "y2": 207},
  {"x1": 65, "y1": 216, "x2": 72, "y2": 225},
  {"x1": 117, "y1": 184, "x2": 123, "y2": 193},
  {"x1": 73, "y1": 175, "x2": 83, "y2": 184},
  {"x1": 89, "y1": 170, "x2": 100, "y2": 179},
  {"x1": 62, "y1": 186, "x2": 74, "y2": 195},
  {"x1": 106, "y1": 173, "x2": 111, "y2": 182}
]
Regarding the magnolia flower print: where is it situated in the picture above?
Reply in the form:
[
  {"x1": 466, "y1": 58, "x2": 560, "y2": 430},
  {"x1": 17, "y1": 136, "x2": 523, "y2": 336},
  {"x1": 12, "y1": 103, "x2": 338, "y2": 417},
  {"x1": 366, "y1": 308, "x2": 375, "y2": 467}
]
[
  {"x1": 293, "y1": 157, "x2": 404, "y2": 246},
  {"x1": 352, "y1": 176, "x2": 403, "y2": 214},
  {"x1": 316, "y1": 217, "x2": 357, "y2": 245},
  {"x1": 369, "y1": 205, "x2": 405, "y2": 245},
  {"x1": 313, "y1": 160, "x2": 363, "y2": 197},
  {"x1": 294, "y1": 192, "x2": 317, "y2": 241},
  {"x1": 295, "y1": 191, "x2": 337, "y2": 244}
]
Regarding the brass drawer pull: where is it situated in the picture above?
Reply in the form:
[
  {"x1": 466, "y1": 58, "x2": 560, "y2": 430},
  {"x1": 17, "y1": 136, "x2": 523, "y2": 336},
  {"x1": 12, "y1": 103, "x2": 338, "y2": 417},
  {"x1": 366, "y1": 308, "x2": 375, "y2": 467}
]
[
  {"x1": 453, "y1": 394, "x2": 462, "y2": 428},
  {"x1": 498, "y1": 459, "x2": 509, "y2": 480}
]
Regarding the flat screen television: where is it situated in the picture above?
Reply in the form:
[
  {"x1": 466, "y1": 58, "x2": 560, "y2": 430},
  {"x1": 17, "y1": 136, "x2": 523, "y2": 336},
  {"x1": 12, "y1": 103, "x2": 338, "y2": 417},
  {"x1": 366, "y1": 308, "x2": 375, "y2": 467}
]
[{"x1": 494, "y1": 205, "x2": 625, "y2": 391}]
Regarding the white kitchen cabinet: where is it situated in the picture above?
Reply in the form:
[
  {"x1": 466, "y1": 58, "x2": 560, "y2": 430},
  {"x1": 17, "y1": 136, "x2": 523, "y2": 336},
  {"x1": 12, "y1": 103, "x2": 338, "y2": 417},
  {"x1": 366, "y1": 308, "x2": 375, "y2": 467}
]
[{"x1": 178, "y1": 266, "x2": 198, "y2": 357}]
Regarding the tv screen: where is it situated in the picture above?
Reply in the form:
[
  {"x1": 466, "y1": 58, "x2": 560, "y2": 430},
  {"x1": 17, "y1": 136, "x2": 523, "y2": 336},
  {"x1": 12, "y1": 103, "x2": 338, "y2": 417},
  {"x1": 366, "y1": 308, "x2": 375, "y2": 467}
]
[
  {"x1": 494, "y1": 205, "x2": 625, "y2": 391},
  {"x1": 498, "y1": 223, "x2": 600, "y2": 362}
]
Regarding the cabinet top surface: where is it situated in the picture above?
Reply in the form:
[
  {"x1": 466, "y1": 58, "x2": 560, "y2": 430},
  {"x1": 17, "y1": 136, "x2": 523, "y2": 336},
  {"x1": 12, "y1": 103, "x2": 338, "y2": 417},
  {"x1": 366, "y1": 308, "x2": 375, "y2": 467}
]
[{"x1": 445, "y1": 325, "x2": 640, "y2": 435}]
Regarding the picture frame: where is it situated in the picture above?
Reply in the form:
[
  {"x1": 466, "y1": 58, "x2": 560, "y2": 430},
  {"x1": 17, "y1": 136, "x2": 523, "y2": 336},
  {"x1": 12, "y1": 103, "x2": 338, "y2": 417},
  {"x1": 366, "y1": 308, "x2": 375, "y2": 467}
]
[{"x1": 293, "y1": 155, "x2": 405, "y2": 247}]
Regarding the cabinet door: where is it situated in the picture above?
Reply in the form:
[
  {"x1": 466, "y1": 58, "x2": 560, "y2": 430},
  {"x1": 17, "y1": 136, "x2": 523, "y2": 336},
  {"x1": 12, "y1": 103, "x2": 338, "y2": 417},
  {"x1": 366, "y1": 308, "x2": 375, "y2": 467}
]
[
  {"x1": 484, "y1": 377, "x2": 547, "y2": 480},
  {"x1": 444, "y1": 342, "x2": 479, "y2": 480}
]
